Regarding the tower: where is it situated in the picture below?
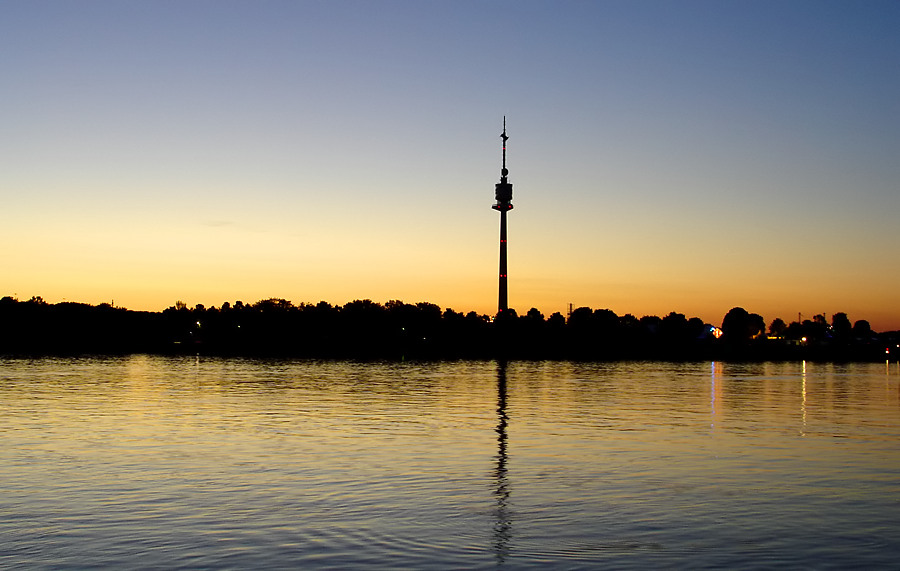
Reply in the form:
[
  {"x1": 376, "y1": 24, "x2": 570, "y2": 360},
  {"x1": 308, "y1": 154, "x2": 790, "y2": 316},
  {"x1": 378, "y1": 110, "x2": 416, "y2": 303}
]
[{"x1": 492, "y1": 117, "x2": 513, "y2": 313}]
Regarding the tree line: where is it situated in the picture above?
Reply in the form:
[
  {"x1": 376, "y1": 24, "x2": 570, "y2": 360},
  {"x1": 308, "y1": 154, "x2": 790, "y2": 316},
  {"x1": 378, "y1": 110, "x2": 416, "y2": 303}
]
[{"x1": 1, "y1": 295, "x2": 896, "y2": 361}]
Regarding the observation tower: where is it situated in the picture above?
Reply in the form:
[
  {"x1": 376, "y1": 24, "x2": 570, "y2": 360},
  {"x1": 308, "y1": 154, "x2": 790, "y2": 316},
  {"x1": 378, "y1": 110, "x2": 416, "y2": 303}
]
[{"x1": 492, "y1": 117, "x2": 513, "y2": 313}]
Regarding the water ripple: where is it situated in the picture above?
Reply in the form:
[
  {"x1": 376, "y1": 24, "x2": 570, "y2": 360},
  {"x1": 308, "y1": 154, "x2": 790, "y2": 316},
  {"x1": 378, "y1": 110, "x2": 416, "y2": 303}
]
[{"x1": 1, "y1": 357, "x2": 898, "y2": 568}]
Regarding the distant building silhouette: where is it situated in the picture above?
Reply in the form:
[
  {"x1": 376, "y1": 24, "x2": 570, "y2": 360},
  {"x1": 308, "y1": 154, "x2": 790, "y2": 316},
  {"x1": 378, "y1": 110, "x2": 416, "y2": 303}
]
[{"x1": 492, "y1": 117, "x2": 513, "y2": 313}]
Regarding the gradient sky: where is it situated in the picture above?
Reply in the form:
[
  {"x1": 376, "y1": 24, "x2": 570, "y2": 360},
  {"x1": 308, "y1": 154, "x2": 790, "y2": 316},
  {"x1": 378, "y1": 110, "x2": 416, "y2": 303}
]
[{"x1": 3, "y1": 1, "x2": 899, "y2": 330}]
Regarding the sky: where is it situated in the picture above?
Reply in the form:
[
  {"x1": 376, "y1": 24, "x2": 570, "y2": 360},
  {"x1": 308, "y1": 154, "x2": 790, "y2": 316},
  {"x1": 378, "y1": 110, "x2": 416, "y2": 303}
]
[{"x1": 3, "y1": 0, "x2": 899, "y2": 330}]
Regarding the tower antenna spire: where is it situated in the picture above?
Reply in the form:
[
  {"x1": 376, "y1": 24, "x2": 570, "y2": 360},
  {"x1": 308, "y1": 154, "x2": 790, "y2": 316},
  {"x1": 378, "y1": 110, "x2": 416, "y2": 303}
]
[{"x1": 501, "y1": 116, "x2": 508, "y2": 174}]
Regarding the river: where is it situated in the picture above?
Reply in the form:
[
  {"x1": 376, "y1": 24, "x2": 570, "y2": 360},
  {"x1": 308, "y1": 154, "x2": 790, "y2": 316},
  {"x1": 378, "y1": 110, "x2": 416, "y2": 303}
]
[{"x1": 1, "y1": 357, "x2": 898, "y2": 569}]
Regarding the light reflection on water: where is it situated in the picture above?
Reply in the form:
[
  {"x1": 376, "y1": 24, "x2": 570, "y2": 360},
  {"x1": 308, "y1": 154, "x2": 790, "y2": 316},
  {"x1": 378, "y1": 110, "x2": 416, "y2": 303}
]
[{"x1": 1, "y1": 356, "x2": 899, "y2": 569}]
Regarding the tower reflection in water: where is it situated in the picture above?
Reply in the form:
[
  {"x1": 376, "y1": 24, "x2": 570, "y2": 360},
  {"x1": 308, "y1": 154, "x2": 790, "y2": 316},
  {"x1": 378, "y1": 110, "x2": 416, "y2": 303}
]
[{"x1": 493, "y1": 360, "x2": 511, "y2": 563}]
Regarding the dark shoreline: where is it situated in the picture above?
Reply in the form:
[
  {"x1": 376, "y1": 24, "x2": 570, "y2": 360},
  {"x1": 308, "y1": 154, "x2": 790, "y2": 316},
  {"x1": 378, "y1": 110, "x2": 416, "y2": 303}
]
[{"x1": 2, "y1": 297, "x2": 895, "y2": 363}]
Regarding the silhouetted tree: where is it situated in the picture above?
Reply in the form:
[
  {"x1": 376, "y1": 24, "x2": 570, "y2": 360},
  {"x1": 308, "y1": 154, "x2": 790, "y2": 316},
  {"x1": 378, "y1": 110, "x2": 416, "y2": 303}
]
[
  {"x1": 784, "y1": 321, "x2": 803, "y2": 341},
  {"x1": 769, "y1": 318, "x2": 787, "y2": 338},
  {"x1": 853, "y1": 319, "x2": 872, "y2": 340},
  {"x1": 660, "y1": 312, "x2": 688, "y2": 341},
  {"x1": 619, "y1": 313, "x2": 639, "y2": 330},
  {"x1": 640, "y1": 315, "x2": 661, "y2": 336},
  {"x1": 443, "y1": 308, "x2": 463, "y2": 321},
  {"x1": 547, "y1": 312, "x2": 566, "y2": 329},
  {"x1": 567, "y1": 307, "x2": 593, "y2": 328},
  {"x1": 831, "y1": 312, "x2": 852, "y2": 342},
  {"x1": 495, "y1": 308, "x2": 518, "y2": 323},
  {"x1": 802, "y1": 317, "x2": 828, "y2": 343},
  {"x1": 465, "y1": 311, "x2": 488, "y2": 323},
  {"x1": 749, "y1": 313, "x2": 765, "y2": 339},
  {"x1": 255, "y1": 298, "x2": 293, "y2": 312},
  {"x1": 564, "y1": 307, "x2": 621, "y2": 358},
  {"x1": 415, "y1": 302, "x2": 443, "y2": 326},
  {"x1": 721, "y1": 307, "x2": 764, "y2": 343},
  {"x1": 593, "y1": 309, "x2": 619, "y2": 338},
  {"x1": 525, "y1": 307, "x2": 544, "y2": 322},
  {"x1": 615, "y1": 314, "x2": 642, "y2": 349},
  {"x1": 687, "y1": 317, "x2": 707, "y2": 339},
  {"x1": 1, "y1": 294, "x2": 891, "y2": 361}
]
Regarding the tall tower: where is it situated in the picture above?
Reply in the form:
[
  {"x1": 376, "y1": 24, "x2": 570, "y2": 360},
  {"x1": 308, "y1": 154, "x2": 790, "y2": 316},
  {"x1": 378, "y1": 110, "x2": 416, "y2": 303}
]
[{"x1": 492, "y1": 117, "x2": 513, "y2": 313}]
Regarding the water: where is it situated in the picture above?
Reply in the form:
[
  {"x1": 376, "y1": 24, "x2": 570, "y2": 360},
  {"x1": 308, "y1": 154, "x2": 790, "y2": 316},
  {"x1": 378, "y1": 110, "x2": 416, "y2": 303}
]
[{"x1": 1, "y1": 357, "x2": 898, "y2": 569}]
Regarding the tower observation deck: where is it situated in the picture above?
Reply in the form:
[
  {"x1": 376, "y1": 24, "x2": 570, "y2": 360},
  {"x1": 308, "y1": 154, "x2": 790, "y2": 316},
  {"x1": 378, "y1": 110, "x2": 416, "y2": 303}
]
[{"x1": 492, "y1": 117, "x2": 513, "y2": 313}]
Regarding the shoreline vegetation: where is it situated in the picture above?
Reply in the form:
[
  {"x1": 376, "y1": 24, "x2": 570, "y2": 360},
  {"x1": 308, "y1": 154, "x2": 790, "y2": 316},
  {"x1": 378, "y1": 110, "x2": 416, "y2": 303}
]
[{"x1": 1, "y1": 296, "x2": 897, "y2": 362}]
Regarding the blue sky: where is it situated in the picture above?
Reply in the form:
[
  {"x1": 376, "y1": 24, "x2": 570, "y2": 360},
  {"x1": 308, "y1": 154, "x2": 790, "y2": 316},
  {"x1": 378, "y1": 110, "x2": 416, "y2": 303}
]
[{"x1": 3, "y1": 1, "x2": 899, "y2": 329}]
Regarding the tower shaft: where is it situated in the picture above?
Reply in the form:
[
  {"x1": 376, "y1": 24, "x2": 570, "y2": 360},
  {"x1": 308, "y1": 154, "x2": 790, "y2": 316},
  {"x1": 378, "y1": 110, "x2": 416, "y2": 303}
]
[{"x1": 498, "y1": 208, "x2": 508, "y2": 312}]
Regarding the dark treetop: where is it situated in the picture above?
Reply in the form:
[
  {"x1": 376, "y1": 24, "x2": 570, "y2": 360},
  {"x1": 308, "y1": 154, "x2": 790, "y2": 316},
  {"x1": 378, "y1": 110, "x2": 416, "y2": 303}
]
[{"x1": 1, "y1": 296, "x2": 895, "y2": 361}]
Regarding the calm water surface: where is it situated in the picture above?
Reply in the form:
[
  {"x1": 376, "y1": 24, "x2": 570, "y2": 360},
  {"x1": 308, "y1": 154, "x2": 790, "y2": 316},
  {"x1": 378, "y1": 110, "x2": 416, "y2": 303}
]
[{"x1": 1, "y1": 357, "x2": 898, "y2": 569}]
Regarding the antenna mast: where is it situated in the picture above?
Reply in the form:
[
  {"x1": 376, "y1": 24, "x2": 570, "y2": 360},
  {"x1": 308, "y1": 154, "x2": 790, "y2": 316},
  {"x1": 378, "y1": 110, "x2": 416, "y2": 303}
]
[{"x1": 501, "y1": 116, "x2": 508, "y2": 173}]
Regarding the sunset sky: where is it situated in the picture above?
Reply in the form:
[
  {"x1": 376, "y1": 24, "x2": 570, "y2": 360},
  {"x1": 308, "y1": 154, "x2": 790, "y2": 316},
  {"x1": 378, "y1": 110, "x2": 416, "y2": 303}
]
[{"x1": 3, "y1": 1, "x2": 899, "y2": 330}]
